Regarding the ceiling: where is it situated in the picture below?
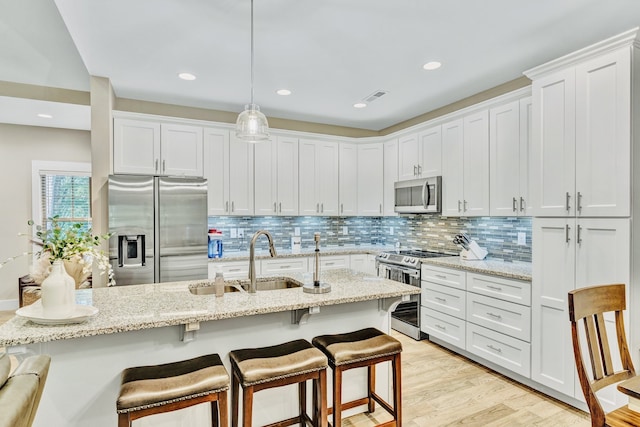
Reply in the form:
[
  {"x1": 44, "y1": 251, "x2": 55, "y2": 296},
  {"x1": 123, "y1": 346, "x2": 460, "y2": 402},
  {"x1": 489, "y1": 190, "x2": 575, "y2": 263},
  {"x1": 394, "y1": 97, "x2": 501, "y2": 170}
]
[{"x1": 1, "y1": 0, "x2": 640, "y2": 132}]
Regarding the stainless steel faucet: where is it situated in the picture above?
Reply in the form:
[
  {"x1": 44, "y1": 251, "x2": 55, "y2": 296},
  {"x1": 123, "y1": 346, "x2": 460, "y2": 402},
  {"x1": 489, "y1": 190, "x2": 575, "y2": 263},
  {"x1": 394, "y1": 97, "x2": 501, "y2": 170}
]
[{"x1": 248, "y1": 230, "x2": 277, "y2": 293}]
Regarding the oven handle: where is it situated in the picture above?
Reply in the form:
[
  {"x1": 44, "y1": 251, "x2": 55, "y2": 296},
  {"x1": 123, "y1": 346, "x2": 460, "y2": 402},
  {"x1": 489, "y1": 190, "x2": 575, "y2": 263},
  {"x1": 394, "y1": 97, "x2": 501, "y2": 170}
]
[{"x1": 379, "y1": 263, "x2": 420, "y2": 279}]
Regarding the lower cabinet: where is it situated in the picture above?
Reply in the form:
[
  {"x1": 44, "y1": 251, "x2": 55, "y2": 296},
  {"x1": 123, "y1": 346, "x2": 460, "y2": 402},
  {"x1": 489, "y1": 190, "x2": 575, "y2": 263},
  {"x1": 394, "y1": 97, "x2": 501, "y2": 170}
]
[
  {"x1": 208, "y1": 260, "x2": 249, "y2": 280},
  {"x1": 421, "y1": 309, "x2": 466, "y2": 349},
  {"x1": 318, "y1": 255, "x2": 350, "y2": 271},
  {"x1": 466, "y1": 323, "x2": 531, "y2": 378},
  {"x1": 260, "y1": 258, "x2": 309, "y2": 275}
]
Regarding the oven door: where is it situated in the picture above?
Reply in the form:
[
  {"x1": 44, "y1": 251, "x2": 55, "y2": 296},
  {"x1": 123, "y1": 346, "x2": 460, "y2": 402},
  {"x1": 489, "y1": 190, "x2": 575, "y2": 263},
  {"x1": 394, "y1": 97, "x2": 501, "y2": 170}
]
[{"x1": 378, "y1": 263, "x2": 421, "y2": 330}]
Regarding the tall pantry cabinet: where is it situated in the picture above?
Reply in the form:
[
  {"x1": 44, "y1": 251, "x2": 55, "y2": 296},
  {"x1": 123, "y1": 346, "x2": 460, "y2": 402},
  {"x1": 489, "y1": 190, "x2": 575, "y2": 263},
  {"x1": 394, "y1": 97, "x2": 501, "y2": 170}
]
[{"x1": 525, "y1": 28, "x2": 639, "y2": 408}]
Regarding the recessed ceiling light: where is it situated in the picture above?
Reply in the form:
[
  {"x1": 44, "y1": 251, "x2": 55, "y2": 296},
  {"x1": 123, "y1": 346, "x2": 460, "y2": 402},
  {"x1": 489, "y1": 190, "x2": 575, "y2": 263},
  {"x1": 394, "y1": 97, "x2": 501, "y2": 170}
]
[
  {"x1": 178, "y1": 72, "x2": 196, "y2": 81},
  {"x1": 353, "y1": 103, "x2": 367, "y2": 109},
  {"x1": 276, "y1": 89, "x2": 291, "y2": 96},
  {"x1": 37, "y1": 113, "x2": 53, "y2": 119},
  {"x1": 423, "y1": 61, "x2": 442, "y2": 71}
]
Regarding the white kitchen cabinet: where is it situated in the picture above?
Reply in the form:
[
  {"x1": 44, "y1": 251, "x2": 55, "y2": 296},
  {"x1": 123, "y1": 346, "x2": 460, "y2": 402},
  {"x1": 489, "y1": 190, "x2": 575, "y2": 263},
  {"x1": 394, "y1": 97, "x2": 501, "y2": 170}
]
[
  {"x1": 254, "y1": 136, "x2": 299, "y2": 216},
  {"x1": 528, "y1": 48, "x2": 630, "y2": 217},
  {"x1": 441, "y1": 111, "x2": 489, "y2": 217},
  {"x1": 260, "y1": 257, "x2": 308, "y2": 275},
  {"x1": 466, "y1": 323, "x2": 531, "y2": 378},
  {"x1": 489, "y1": 98, "x2": 531, "y2": 216},
  {"x1": 318, "y1": 255, "x2": 350, "y2": 271},
  {"x1": 350, "y1": 254, "x2": 377, "y2": 275},
  {"x1": 113, "y1": 119, "x2": 203, "y2": 177},
  {"x1": 203, "y1": 127, "x2": 254, "y2": 216},
  {"x1": 531, "y1": 217, "x2": 630, "y2": 398},
  {"x1": 299, "y1": 139, "x2": 339, "y2": 216},
  {"x1": 208, "y1": 261, "x2": 249, "y2": 280},
  {"x1": 339, "y1": 143, "x2": 358, "y2": 216},
  {"x1": 357, "y1": 143, "x2": 383, "y2": 216},
  {"x1": 397, "y1": 127, "x2": 442, "y2": 181},
  {"x1": 382, "y1": 139, "x2": 398, "y2": 216}
]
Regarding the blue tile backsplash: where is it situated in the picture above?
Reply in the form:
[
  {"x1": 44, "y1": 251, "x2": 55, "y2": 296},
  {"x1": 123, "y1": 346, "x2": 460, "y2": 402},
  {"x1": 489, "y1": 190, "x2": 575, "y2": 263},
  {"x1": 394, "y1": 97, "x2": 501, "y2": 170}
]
[{"x1": 208, "y1": 215, "x2": 532, "y2": 262}]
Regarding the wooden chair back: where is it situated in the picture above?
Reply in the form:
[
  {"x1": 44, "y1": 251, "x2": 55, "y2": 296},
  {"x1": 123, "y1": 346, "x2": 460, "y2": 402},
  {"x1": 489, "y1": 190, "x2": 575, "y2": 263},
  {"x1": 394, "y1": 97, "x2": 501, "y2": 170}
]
[{"x1": 568, "y1": 284, "x2": 635, "y2": 426}]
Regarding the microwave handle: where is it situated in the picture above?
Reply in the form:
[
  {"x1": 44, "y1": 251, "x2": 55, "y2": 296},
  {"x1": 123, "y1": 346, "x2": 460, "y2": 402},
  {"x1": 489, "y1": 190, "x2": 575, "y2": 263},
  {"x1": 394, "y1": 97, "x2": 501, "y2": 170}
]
[{"x1": 422, "y1": 179, "x2": 431, "y2": 209}]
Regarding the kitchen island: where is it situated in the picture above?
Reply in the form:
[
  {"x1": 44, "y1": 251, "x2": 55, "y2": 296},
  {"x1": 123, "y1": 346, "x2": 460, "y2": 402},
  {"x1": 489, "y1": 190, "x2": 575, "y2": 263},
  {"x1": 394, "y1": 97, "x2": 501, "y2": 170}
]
[{"x1": 0, "y1": 269, "x2": 417, "y2": 427}]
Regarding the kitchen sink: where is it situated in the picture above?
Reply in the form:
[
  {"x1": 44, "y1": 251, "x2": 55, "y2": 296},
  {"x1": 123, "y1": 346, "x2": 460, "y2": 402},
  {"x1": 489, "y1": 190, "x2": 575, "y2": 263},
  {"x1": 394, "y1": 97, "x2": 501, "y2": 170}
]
[
  {"x1": 238, "y1": 277, "x2": 303, "y2": 291},
  {"x1": 188, "y1": 283, "x2": 243, "y2": 295}
]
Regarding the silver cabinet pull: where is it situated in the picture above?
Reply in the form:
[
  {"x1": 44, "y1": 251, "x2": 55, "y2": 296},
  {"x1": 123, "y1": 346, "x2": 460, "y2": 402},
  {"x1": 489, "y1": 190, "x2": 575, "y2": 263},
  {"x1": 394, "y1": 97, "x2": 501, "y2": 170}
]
[
  {"x1": 512, "y1": 197, "x2": 517, "y2": 212},
  {"x1": 162, "y1": 160, "x2": 166, "y2": 173},
  {"x1": 435, "y1": 324, "x2": 446, "y2": 330},
  {"x1": 486, "y1": 312, "x2": 502, "y2": 319},
  {"x1": 321, "y1": 203, "x2": 324, "y2": 213},
  {"x1": 418, "y1": 165, "x2": 422, "y2": 175},
  {"x1": 519, "y1": 197, "x2": 525, "y2": 212},
  {"x1": 577, "y1": 225, "x2": 582, "y2": 244},
  {"x1": 435, "y1": 296, "x2": 447, "y2": 302},
  {"x1": 414, "y1": 165, "x2": 417, "y2": 176},
  {"x1": 225, "y1": 201, "x2": 229, "y2": 213},
  {"x1": 379, "y1": 203, "x2": 382, "y2": 214},
  {"x1": 274, "y1": 202, "x2": 277, "y2": 213},
  {"x1": 486, "y1": 284, "x2": 502, "y2": 291},
  {"x1": 457, "y1": 200, "x2": 461, "y2": 212},
  {"x1": 341, "y1": 203, "x2": 343, "y2": 214},
  {"x1": 279, "y1": 265, "x2": 291, "y2": 269},
  {"x1": 487, "y1": 344, "x2": 502, "y2": 353},
  {"x1": 577, "y1": 191, "x2": 583, "y2": 213},
  {"x1": 565, "y1": 224, "x2": 571, "y2": 243},
  {"x1": 279, "y1": 202, "x2": 282, "y2": 213},
  {"x1": 435, "y1": 274, "x2": 447, "y2": 279},
  {"x1": 463, "y1": 200, "x2": 468, "y2": 212},
  {"x1": 231, "y1": 201, "x2": 235, "y2": 212},
  {"x1": 565, "y1": 192, "x2": 571, "y2": 212},
  {"x1": 155, "y1": 159, "x2": 159, "y2": 172},
  {"x1": 316, "y1": 203, "x2": 319, "y2": 213},
  {"x1": 325, "y1": 262, "x2": 335, "y2": 266}
]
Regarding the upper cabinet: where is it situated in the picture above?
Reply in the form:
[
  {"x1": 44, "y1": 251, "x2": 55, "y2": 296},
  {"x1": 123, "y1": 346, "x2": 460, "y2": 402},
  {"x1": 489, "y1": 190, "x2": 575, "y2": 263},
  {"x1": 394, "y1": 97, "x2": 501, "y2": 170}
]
[
  {"x1": 339, "y1": 143, "x2": 358, "y2": 216},
  {"x1": 383, "y1": 139, "x2": 398, "y2": 216},
  {"x1": 527, "y1": 44, "x2": 632, "y2": 217},
  {"x1": 113, "y1": 118, "x2": 203, "y2": 177},
  {"x1": 397, "y1": 127, "x2": 442, "y2": 181},
  {"x1": 442, "y1": 111, "x2": 490, "y2": 216},
  {"x1": 357, "y1": 143, "x2": 384, "y2": 216},
  {"x1": 489, "y1": 97, "x2": 532, "y2": 216},
  {"x1": 299, "y1": 139, "x2": 339, "y2": 216},
  {"x1": 203, "y1": 127, "x2": 254, "y2": 216},
  {"x1": 254, "y1": 136, "x2": 299, "y2": 216}
]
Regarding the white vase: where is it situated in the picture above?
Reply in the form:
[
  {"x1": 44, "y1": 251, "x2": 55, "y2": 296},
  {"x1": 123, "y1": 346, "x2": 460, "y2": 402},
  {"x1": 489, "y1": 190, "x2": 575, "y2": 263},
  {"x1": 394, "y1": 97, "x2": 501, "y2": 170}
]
[{"x1": 41, "y1": 260, "x2": 75, "y2": 318}]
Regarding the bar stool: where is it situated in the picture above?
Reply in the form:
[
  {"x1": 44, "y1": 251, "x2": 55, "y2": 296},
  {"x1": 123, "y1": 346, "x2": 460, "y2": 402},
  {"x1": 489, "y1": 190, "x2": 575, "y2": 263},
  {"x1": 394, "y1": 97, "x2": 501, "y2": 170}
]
[
  {"x1": 229, "y1": 339, "x2": 328, "y2": 427},
  {"x1": 116, "y1": 353, "x2": 230, "y2": 427},
  {"x1": 312, "y1": 328, "x2": 402, "y2": 427}
]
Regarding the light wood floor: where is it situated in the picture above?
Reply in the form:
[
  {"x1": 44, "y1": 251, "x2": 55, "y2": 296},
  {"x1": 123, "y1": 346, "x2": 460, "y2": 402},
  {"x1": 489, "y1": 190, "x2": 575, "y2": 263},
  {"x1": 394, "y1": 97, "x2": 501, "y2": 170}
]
[{"x1": 0, "y1": 310, "x2": 590, "y2": 425}]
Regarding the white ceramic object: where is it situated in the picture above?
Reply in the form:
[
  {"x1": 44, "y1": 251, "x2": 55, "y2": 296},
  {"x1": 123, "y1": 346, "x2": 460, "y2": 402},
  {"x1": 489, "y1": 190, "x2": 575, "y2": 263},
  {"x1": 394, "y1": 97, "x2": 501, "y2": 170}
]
[
  {"x1": 16, "y1": 301, "x2": 98, "y2": 325},
  {"x1": 40, "y1": 260, "x2": 75, "y2": 318}
]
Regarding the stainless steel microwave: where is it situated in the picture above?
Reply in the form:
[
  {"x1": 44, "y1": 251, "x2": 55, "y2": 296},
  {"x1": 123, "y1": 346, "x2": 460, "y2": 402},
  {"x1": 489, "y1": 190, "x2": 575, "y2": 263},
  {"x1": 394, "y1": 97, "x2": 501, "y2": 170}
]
[{"x1": 394, "y1": 176, "x2": 442, "y2": 214}]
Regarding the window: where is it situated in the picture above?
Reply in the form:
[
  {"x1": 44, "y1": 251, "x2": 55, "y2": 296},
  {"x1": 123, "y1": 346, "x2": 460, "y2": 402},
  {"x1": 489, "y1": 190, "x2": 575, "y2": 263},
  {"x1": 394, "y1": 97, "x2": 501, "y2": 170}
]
[{"x1": 31, "y1": 161, "x2": 91, "y2": 231}]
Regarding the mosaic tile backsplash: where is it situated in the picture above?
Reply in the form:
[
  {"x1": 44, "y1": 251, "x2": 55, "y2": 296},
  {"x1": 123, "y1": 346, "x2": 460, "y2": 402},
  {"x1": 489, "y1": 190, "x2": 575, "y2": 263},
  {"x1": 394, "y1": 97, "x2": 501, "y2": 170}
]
[{"x1": 208, "y1": 215, "x2": 532, "y2": 262}]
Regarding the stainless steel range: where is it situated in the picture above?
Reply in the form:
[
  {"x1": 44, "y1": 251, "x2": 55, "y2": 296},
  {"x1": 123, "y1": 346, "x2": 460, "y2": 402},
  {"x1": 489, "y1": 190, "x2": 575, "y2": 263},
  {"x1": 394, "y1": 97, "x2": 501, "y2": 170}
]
[{"x1": 376, "y1": 249, "x2": 449, "y2": 340}]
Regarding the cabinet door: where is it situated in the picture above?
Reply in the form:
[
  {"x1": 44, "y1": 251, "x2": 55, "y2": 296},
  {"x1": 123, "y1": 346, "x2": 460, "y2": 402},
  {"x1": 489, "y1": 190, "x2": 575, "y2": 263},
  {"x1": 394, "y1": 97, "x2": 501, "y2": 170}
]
[
  {"x1": 276, "y1": 137, "x2": 299, "y2": 216},
  {"x1": 203, "y1": 127, "x2": 229, "y2": 216},
  {"x1": 419, "y1": 125, "x2": 442, "y2": 177},
  {"x1": 490, "y1": 101, "x2": 520, "y2": 216},
  {"x1": 160, "y1": 124, "x2": 203, "y2": 177},
  {"x1": 260, "y1": 258, "x2": 308, "y2": 275},
  {"x1": 575, "y1": 49, "x2": 631, "y2": 217},
  {"x1": 357, "y1": 143, "x2": 383, "y2": 216},
  {"x1": 254, "y1": 139, "x2": 277, "y2": 215},
  {"x1": 228, "y1": 136, "x2": 254, "y2": 216},
  {"x1": 398, "y1": 133, "x2": 419, "y2": 181},
  {"x1": 298, "y1": 139, "x2": 319, "y2": 215},
  {"x1": 317, "y1": 140, "x2": 340, "y2": 215},
  {"x1": 320, "y1": 255, "x2": 350, "y2": 270},
  {"x1": 113, "y1": 118, "x2": 160, "y2": 175},
  {"x1": 463, "y1": 110, "x2": 489, "y2": 216},
  {"x1": 520, "y1": 97, "x2": 533, "y2": 216},
  {"x1": 531, "y1": 218, "x2": 576, "y2": 396},
  {"x1": 441, "y1": 119, "x2": 464, "y2": 216},
  {"x1": 383, "y1": 139, "x2": 398, "y2": 216},
  {"x1": 531, "y1": 68, "x2": 576, "y2": 216},
  {"x1": 339, "y1": 143, "x2": 358, "y2": 216}
]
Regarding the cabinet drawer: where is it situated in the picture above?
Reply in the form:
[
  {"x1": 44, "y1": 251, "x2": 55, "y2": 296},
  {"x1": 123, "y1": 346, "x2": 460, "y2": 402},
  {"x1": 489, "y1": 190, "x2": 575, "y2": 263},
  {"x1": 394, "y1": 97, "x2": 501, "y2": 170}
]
[
  {"x1": 421, "y1": 309, "x2": 465, "y2": 349},
  {"x1": 319, "y1": 255, "x2": 350, "y2": 270},
  {"x1": 421, "y1": 281, "x2": 466, "y2": 320},
  {"x1": 209, "y1": 261, "x2": 249, "y2": 280},
  {"x1": 261, "y1": 258, "x2": 308, "y2": 274},
  {"x1": 466, "y1": 323, "x2": 531, "y2": 378},
  {"x1": 466, "y1": 273, "x2": 531, "y2": 306},
  {"x1": 466, "y1": 293, "x2": 531, "y2": 342},
  {"x1": 421, "y1": 265, "x2": 465, "y2": 290}
]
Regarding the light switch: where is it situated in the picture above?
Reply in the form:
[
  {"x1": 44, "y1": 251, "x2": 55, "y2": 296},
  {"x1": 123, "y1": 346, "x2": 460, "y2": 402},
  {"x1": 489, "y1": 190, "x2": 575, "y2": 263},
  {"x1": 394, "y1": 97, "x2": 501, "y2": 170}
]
[{"x1": 294, "y1": 227, "x2": 301, "y2": 236}]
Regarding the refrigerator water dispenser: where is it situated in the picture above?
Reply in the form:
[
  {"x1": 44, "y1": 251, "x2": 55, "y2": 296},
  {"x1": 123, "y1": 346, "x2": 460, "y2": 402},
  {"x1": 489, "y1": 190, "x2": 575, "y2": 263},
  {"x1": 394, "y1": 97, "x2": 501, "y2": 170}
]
[{"x1": 118, "y1": 235, "x2": 146, "y2": 267}]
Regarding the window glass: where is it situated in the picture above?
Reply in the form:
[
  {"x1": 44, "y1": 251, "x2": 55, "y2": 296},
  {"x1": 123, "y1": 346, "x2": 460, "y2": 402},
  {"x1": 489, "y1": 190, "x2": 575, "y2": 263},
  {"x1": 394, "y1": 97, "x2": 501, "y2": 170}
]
[{"x1": 40, "y1": 173, "x2": 91, "y2": 232}]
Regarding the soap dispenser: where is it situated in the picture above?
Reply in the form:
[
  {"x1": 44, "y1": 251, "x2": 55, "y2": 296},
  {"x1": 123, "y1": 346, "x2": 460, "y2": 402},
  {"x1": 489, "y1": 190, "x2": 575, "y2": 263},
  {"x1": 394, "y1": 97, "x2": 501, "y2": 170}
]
[{"x1": 214, "y1": 267, "x2": 225, "y2": 298}]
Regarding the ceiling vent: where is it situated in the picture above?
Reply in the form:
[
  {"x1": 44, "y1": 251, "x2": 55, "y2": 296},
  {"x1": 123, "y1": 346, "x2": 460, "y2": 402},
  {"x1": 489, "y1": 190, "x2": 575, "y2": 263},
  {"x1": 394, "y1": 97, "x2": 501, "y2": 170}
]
[{"x1": 363, "y1": 90, "x2": 388, "y2": 103}]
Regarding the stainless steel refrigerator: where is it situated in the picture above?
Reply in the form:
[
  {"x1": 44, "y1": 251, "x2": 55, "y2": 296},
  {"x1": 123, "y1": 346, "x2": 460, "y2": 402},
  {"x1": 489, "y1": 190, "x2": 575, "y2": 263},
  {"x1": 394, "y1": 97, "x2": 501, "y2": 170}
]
[{"x1": 108, "y1": 175, "x2": 208, "y2": 285}]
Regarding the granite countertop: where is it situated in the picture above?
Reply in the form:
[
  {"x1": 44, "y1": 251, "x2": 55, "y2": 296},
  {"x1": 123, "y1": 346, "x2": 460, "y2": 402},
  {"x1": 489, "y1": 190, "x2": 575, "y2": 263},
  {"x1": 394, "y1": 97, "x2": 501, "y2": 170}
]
[
  {"x1": 210, "y1": 245, "x2": 394, "y2": 262},
  {"x1": 421, "y1": 256, "x2": 532, "y2": 281},
  {"x1": 0, "y1": 269, "x2": 418, "y2": 347}
]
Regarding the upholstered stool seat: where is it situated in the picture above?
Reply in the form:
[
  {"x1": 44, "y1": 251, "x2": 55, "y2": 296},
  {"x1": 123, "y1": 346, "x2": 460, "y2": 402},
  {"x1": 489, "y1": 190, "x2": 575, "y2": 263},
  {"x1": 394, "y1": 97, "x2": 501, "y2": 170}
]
[
  {"x1": 229, "y1": 339, "x2": 328, "y2": 427},
  {"x1": 117, "y1": 353, "x2": 230, "y2": 427},
  {"x1": 313, "y1": 328, "x2": 402, "y2": 427}
]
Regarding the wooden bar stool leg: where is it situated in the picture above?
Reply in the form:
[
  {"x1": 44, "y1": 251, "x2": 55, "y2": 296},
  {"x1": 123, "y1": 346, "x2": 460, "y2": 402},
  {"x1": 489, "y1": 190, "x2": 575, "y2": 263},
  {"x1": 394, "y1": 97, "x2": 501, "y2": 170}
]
[
  {"x1": 393, "y1": 353, "x2": 402, "y2": 426},
  {"x1": 231, "y1": 371, "x2": 240, "y2": 427},
  {"x1": 219, "y1": 390, "x2": 229, "y2": 427},
  {"x1": 367, "y1": 364, "x2": 376, "y2": 413},
  {"x1": 318, "y1": 368, "x2": 328, "y2": 427},
  {"x1": 333, "y1": 366, "x2": 343, "y2": 427},
  {"x1": 118, "y1": 413, "x2": 130, "y2": 427},
  {"x1": 299, "y1": 381, "x2": 307, "y2": 424},
  {"x1": 242, "y1": 386, "x2": 254, "y2": 427},
  {"x1": 211, "y1": 398, "x2": 220, "y2": 427}
]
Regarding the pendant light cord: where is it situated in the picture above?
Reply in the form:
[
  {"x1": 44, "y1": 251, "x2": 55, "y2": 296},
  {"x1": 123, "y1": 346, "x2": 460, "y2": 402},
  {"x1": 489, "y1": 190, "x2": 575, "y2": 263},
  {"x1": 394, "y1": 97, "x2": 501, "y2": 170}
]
[{"x1": 250, "y1": 0, "x2": 255, "y2": 106}]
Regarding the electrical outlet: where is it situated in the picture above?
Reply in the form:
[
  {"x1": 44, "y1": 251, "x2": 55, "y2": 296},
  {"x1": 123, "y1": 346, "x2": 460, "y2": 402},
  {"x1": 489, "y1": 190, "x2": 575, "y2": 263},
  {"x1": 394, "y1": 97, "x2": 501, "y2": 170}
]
[
  {"x1": 237, "y1": 228, "x2": 244, "y2": 238},
  {"x1": 517, "y1": 232, "x2": 526, "y2": 245},
  {"x1": 342, "y1": 226, "x2": 348, "y2": 235},
  {"x1": 230, "y1": 228, "x2": 237, "y2": 238},
  {"x1": 390, "y1": 226, "x2": 394, "y2": 235},
  {"x1": 294, "y1": 227, "x2": 301, "y2": 236}
]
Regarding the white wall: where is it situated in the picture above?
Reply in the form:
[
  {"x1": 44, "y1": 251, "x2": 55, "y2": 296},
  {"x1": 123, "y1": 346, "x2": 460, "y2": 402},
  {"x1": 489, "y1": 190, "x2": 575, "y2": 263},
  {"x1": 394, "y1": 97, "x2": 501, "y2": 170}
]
[{"x1": 0, "y1": 123, "x2": 90, "y2": 308}]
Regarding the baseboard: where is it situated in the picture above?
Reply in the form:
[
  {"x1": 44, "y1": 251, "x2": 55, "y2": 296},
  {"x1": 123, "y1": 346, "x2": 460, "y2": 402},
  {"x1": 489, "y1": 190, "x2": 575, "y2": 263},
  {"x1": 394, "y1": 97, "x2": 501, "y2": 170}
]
[{"x1": 0, "y1": 299, "x2": 18, "y2": 311}]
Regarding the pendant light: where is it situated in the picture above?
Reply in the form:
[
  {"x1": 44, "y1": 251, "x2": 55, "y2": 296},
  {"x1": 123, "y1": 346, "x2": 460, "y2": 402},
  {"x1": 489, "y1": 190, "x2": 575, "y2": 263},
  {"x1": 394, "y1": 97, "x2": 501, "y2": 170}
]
[{"x1": 235, "y1": 0, "x2": 270, "y2": 143}]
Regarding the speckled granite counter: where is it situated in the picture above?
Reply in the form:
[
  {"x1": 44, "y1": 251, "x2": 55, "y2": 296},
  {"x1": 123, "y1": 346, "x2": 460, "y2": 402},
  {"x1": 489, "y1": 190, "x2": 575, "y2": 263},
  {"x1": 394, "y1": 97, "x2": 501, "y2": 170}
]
[
  {"x1": 0, "y1": 269, "x2": 418, "y2": 347},
  {"x1": 210, "y1": 245, "x2": 393, "y2": 262},
  {"x1": 421, "y1": 256, "x2": 532, "y2": 281}
]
